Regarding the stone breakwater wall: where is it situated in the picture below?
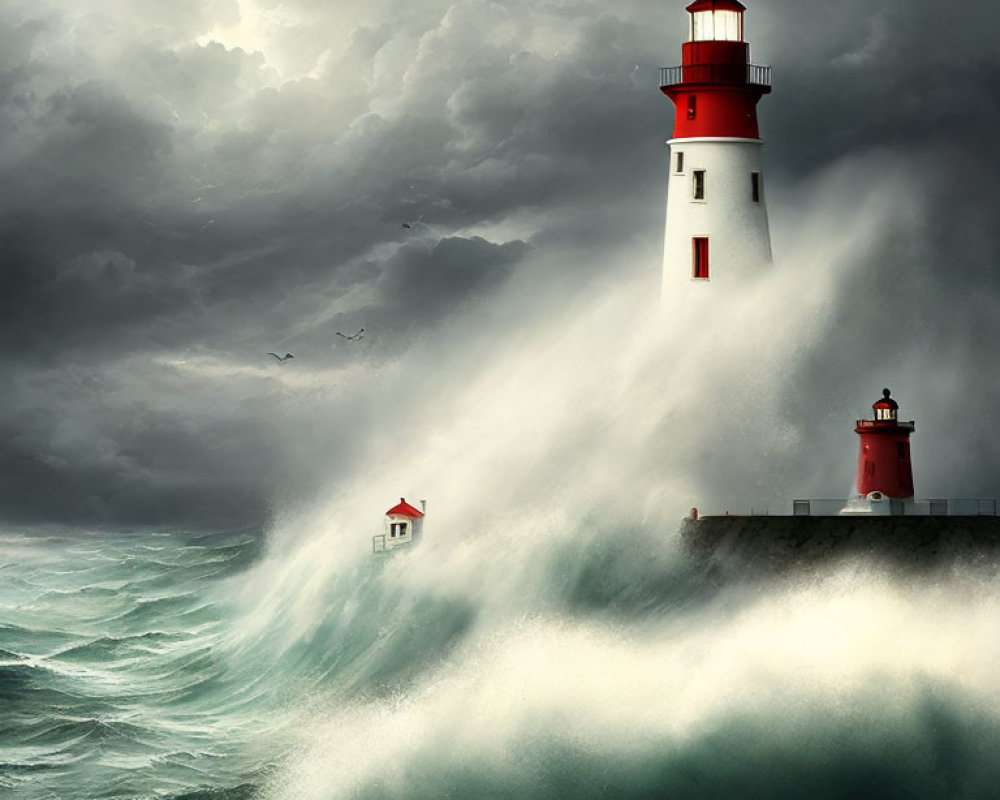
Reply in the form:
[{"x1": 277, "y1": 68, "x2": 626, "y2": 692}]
[{"x1": 680, "y1": 516, "x2": 1000, "y2": 577}]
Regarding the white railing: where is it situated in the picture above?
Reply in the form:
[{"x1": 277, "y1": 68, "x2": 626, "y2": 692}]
[
  {"x1": 373, "y1": 534, "x2": 418, "y2": 553},
  {"x1": 659, "y1": 64, "x2": 771, "y2": 88},
  {"x1": 791, "y1": 499, "x2": 999, "y2": 517},
  {"x1": 746, "y1": 64, "x2": 771, "y2": 87}
]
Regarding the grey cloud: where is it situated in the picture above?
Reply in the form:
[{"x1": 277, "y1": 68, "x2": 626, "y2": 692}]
[
  {"x1": 375, "y1": 235, "x2": 528, "y2": 315},
  {"x1": 0, "y1": 360, "x2": 286, "y2": 529},
  {"x1": 3, "y1": 80, "x2": 172, "y2": 206},
  {"x1": 755, "y1": 0, "x2": 1000, "y2": 176}
]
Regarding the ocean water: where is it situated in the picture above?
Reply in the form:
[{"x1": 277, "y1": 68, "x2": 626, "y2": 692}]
[
  {"x1": 5, "y1": 517, "x2": 1000, "y2": 800},
  {"x1": 0, "y1": 527, "x2": 275, "y2": 799}
]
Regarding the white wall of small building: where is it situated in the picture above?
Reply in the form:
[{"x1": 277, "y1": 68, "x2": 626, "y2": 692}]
[
  {"x1": 662, "y1": 137, "x2": 772, "y2": 300},
  {"x1": 383, "y1": 514, "x2": 421, "y2": 548}
]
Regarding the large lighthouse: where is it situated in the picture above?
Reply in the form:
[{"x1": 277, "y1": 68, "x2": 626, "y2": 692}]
[{"x1": 659, "y1": 0, "x2": 772, "y2": 298}]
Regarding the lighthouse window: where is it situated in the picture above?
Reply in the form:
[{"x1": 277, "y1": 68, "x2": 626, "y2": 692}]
[
  {"x1": 687, "y1": 95, "x2": 697, "y2": 120},
  {"x1": 692, "y1": 170, "x2": 706, "y2": 200},
  {"x1": 675, "y1": 151, "x2": 684, "y2": 173},
  {"x1": 692, "y1": 237, "x2": 709, "y2": 279},
  {"x1": 751, "y1": 172, "x2": 761, "y2": 202},
  {"x1": 716, "y1": 11, "x2": 742, "y2": 42},
  {"x1": 691, "y1": 11, "x2": 710, "y2": 41},
  {"x1": 691, "y1": 10, "x2": 742, "y2": 42}
]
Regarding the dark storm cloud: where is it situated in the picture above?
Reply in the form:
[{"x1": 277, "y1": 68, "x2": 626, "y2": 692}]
[
  {"x1": 1, "y1": 0, "x2": 999, "y2": 529},
  {"x1": 0, "y1": 411, "x2": 268, "y2": 529},
  {"x1": 754, "y1": 0, "x2": 1000, "y2": 175},
  {"x1": 376, "y1": 236, "x2": 528, "y2": 317},
  {"x1": 0, "y1": 0, "x2": 664, "y2": 368}
]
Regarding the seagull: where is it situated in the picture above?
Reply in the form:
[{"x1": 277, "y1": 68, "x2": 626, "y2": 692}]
[
  {"x1": 336, "y1": 329, "x2": 365, "y2": 342},
  {"x1": 401, "y1": 223, "x2": 412, "y2": 229},
  {"x1": 267, "y1": 352, "x2": 295, "y2": 363}
]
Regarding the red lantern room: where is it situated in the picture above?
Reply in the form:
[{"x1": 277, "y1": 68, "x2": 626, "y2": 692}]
[
  {"x1": 659, "y1": 0, "x2": 771, "y2": 140},
  {"x1": 854, "y1": 389, "x2": 915, "y2": 500}
]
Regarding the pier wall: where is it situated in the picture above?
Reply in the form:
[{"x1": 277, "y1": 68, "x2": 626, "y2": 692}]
[{"x1": 681, "y1": 516, "x2": 1000, "y2": 577}]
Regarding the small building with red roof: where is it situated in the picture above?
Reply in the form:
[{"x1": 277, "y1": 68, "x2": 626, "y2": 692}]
[{"x1": 374, "y1": 497, "x2": 426, "y2": 552}]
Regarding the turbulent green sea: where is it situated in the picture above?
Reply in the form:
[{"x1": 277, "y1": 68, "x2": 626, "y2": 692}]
[
  {"x1": 5, "y1": 521, "x2": 1000, "y2": 799},
  {"x1": 0, "y1": 528, "x2": 274, "y2": 799}
]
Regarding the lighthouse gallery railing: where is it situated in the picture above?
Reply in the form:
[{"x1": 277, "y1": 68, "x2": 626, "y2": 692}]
[{"x1": 659, "y1": 64, "x2": 771, "y2": 88}]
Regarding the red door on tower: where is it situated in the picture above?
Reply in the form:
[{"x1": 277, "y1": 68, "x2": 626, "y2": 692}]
[{"x1": 693, "y1": 237, "x2": 709, "y2": 279}]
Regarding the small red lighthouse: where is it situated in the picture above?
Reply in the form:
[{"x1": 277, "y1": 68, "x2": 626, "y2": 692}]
[
  {"x1": 659, "y1": 0, "x2": 773, "y2": 296},
  {"x1": 854, "y1": 389, "x2": 915, "y2": 500}
]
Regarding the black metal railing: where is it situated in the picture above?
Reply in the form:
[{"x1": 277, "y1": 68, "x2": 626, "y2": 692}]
[{"x1": 659, "y1": 63, "x2": 771, "y2": 88}]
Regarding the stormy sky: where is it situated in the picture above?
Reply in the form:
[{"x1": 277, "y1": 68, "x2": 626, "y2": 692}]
[{"x1": 2, "y1": 0, "x2": 999, "y2": 531}]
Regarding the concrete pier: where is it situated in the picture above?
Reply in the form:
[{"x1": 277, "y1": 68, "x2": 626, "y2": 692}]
[{"x1": 681, "y1": 516, "x2": 1000, "y2": 577}]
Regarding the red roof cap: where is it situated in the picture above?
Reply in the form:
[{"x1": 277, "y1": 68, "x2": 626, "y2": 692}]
[
  {"x1": 686, "y1": 0, "x2": 746, "y2": 13},
  {"x1": 385, "y1": 498, "x2": 424, "y2": 518}
]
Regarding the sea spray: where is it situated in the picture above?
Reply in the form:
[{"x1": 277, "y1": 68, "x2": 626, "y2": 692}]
[{"x1": 255, "y1": 563, "x2": 1000, "y2": 800}]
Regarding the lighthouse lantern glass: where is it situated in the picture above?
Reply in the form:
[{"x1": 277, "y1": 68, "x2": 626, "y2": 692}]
[
  {"x1": 875, "y1": 406, "x2": 897, "y2": 422},
  {"x1": 691, "y1": 10, "x2": 742, "y2": 42}
]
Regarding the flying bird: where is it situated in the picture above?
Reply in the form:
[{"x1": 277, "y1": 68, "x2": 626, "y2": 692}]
[
  {"x1": 336, "y1": 329, "x2": 365, "y2": 342},
  {"x1": 401, "y1": 223, "x2": 412, "y2": 229},
  {"x1": 267, "y1": 352, "x2": 295, "y2": 363}
]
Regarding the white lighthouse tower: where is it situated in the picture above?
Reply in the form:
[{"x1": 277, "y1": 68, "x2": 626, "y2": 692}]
[{"x1": 660, "y1": 0, "x2": 772, "y2": 298}]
